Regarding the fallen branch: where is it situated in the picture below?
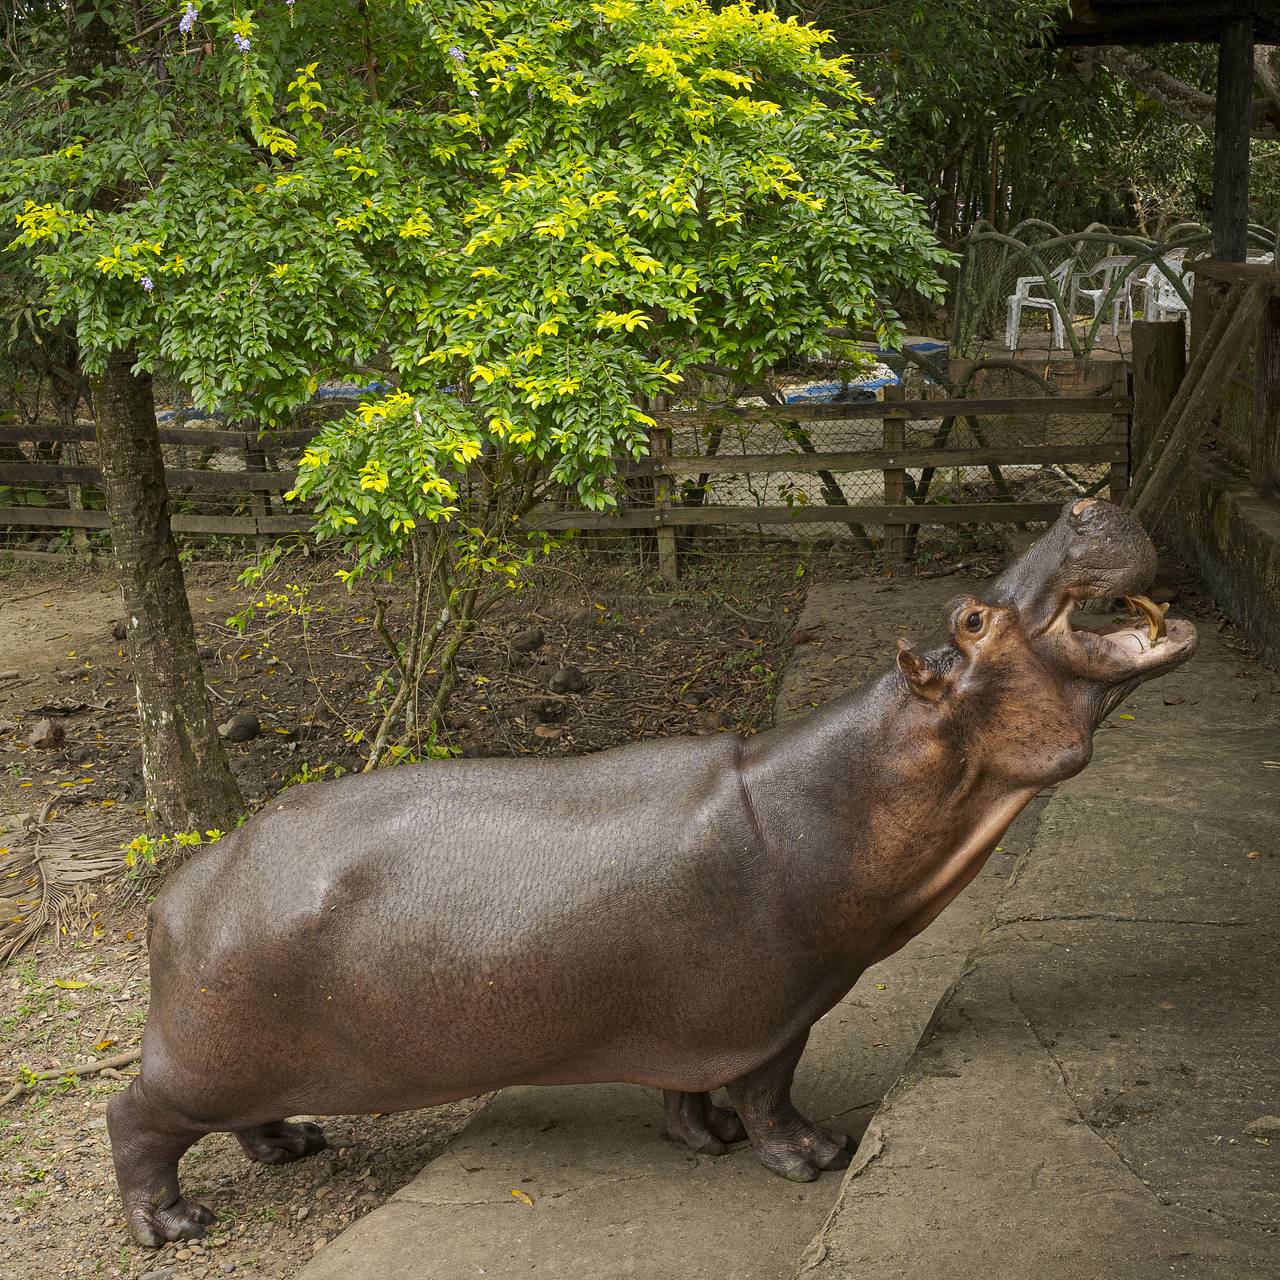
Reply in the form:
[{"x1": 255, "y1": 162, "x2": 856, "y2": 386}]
[{"x1": 1, "y1": 1046, "x2": 141, "y2": 1106}]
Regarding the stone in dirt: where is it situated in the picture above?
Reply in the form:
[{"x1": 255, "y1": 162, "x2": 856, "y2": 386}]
[
  {"x1": 139, "y1": 1267, "x2": 177, "y2": 1280},
  {"x1": 1244, "y1": 1115, "x2": 1280, "y2": 1137},
  {"x1": 26, "y1": 717, "x2": 63, "y2": 749},
  {"x1": 548, "y1": 665, "x2": 585, "y2": 694},
  {"x1": 219, "y1": 712, "x2": 261, "y2": 742},
  {"x1": 565, "y1": 605, "x2": 600, "y2": 629},
  {"x1": 510, "y1": 626, "x2": 544, "y2": 654}
]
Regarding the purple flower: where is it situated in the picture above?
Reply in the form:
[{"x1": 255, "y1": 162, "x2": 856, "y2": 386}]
[
  {"x1": 178, "y1": 3, "x2": 197, "y2": 34},
  {"x1": 447, "y1": 45, "x2": 465, "y2": 63},
  {"x1": 233, "y1": 33, "x2": 251, "y2": 52},
  {"x1": 140, "y1": 275, "x2": 155, "y2": 293}
]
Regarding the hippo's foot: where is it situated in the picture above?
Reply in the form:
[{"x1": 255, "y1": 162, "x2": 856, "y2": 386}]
[
  {"x1": 107, "y1": 1079, "x2": 213, "y2": 1248},
  {"x1": 126, "y1": 1197, "x2": 218, "y2": 1247},
  {"x1": 235, "y1": 1119, "x2": 327, "y2": 1165},
  {"x1": 662, "y1": 1090, "x2": 747, "y2": 1156},
  {"x1": 725, "y1": 1031, "x2": 856, "y2": 1182},
  {"x1": 748, "y1": 1118, "x2": 856, "y2": 1183}
]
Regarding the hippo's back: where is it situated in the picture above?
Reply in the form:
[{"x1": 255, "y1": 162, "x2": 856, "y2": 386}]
[{"x1": 140, "y1": 733, "x2": 773, "y2": 1119}]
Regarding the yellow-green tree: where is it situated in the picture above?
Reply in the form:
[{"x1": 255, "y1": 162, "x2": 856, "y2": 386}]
[{"x1": 8, "y1": 0, "x2": 949, "y2": 766}]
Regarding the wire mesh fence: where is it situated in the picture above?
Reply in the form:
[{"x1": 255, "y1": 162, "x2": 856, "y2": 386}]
[
  {"x1": 531, "y1": 374, "x2": 1130, "y2": 577},
  {"x1": 1, "y1": 369, "x2": 1131, "y2": 577}
]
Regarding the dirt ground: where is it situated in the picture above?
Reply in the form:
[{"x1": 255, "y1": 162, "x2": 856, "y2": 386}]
[{"x1": 0, "y1": 541, "x2": 861, "y2": 1280}]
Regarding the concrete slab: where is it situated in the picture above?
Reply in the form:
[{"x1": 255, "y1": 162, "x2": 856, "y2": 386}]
[
  {"x1": 300, "y1": 576, "x2": 1016, "y2": 1280},
  {"x1": 797, "y1": 625, "x2": 1280, "y2": 1279}
]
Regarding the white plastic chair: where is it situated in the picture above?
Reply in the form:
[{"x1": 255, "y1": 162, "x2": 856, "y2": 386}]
[
  {"x1": 1005, "y1": 258, "x2": 1074, "y2": 350},
  {"x1": 1070, "y1": 254, "x2": 1134, "y2": 335},
  {"x1": 1138, "y1": 252, "x2": 1189, "y2": 322}
]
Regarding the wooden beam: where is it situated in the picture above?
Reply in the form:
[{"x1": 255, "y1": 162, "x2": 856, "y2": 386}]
[
  {"x1": 882, "y1": 384, "x2": 907, "y2": 562},
  {"x1": 633, "y1": 443, "x2": 1126, "y2": 478},
  {"x1": 1130, "y1": 279, "x2": 1273, "y2": 522},
  {"x1": 0, "y1": 507, "x2": 312, "y2": 534},
  {"x1": 1188, "y1": 259, "x2": 1280, "y2": 285},
  {"x1": 528, "y1": 502, "x2": 1063, "y2": 531},
  {"x1": 0, "y1": 422, "x2": 320, "y2": 448},
  {"x1": 1211, "y1": 17, "x2": 1254, "y2": 262},
  {"x1": 1130, "y1": 319, "x2": 1187, "y2": 469},
  {"x1": 0, "y1": 462, "x2": 295, "y2": 491},
  {"x1": 1254, "y1": 292, "x2": 1280, "y2": 496},
  {"x1": 653, "y1": 396, "x2": 1130, "y2": 426},
  {"x1": 1109, "y1": 364, "x2": 1132, "y2": 504}
]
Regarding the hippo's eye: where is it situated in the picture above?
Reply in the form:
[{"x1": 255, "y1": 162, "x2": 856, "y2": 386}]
[{"x1": 965, "y1": 610, "x2": 984, "y2": 633}]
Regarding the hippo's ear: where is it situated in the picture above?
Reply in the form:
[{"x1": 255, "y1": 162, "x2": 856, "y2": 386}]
[{"x1": 896, "y1": 639, "x2": 945, "y2": 703}]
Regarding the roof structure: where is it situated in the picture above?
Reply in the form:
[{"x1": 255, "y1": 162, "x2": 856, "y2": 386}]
[{"x1": 1054, "y1": 2, "x2": 1280, "y2": 47}]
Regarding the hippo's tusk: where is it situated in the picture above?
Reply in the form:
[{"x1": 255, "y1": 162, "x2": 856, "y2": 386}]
[{"x1": 1123, "y1": 595, "x2": 1169, "y2": 643}]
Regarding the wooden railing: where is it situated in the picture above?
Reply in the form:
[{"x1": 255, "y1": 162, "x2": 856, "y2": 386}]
[{"x1": 1, "y1": 381, "x2": 1133, "y2": 574}]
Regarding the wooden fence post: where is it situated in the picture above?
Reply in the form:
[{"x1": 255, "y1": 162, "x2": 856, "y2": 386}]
[
  {"x1": 649, "y1": 415, "x2": 678, "y2": 582},
  {"x1": 1253, "y1": 290, "x2": 1280, "y2": 497},
  {"x1": 882, "y1": 383, "x2": 906, "y2": 563},
  {"x1": 60, "y1": 440, "x2": 90, "y2": 553},
  {"x1": 1130, "y1": 319, "x2": 1186, "y2": 473},
  {"x1": 1109, "y1": 364, "x2": 1131, "y2": 505},
  {"x1": 243, "y1": 422, "x2": 270, "y2": 549}
]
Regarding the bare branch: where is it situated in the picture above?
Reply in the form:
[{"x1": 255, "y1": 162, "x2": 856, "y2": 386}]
[{"x1": 1074, "y1": 45, "x2": 1280, "y2": 141}]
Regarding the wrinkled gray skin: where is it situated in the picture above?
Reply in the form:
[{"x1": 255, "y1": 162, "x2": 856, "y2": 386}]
[{"x1": 109, "y1": 499, "x2": 1197, "y2": 1247}]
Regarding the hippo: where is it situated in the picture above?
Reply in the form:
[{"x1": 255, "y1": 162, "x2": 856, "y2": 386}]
[{"x1": 108, "y1": 498, "x2": 1196, "y2": 1246}]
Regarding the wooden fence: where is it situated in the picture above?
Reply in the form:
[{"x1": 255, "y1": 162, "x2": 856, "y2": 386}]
[
  {"x1": 1, "y1": 376, "x2": 1133, "y2": 576},
  {"x1": 0, "y1": 418, "x2": 314, "y2": 540},
  {"x1": 1186, "y1": 259, "x2": 1280, "y2": 498}
]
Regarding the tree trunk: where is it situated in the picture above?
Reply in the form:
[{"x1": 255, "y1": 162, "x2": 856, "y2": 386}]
[{"x1": 91, "y1": 349, "x2": 243, "y2": 830}]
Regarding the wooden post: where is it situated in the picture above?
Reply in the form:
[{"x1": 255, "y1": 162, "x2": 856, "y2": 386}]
[
  {"x1": 61, "y1": 440, "x2": 91, "y2": 553},
  {"x1": 243, "y1": 423, "x2": 270, "y2": 549},
  {"x1": 1211, "y1": 18, "x2": 1253, "y2": 263},
  {"x1": 1131, "y1": 319, "x2": 1187, "y2": 471},
  {"x1": 650, "y1": 416, "x2": 678, "y2": 582},
  {"x1": 1254, "y1": 290, "x2": 1280, "y2": 497},
  {"x1": 1109, "y1": 364, "x2": 1131, "y2": 505},
  {"x1": 882, "y1": 382, "x2": 906, "y2": 564}
]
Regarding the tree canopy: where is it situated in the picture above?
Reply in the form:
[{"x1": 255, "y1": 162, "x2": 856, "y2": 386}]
[{"x1": 6, "y1": 0, "x2": 948, "y2": 531}]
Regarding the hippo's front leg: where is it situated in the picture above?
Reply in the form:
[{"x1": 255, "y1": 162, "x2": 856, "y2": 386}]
[{"x1": 725, "y1": 1033, "x2": 856, "y2": 1182}]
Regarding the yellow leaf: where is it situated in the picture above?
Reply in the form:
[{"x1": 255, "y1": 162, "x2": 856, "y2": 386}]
[
  {"x1": 511, "y1": 1188, "x2": 535, "y2": 1208},
  {"x1": 94, "y1": 1038, "x2": 116, "y2": 1052},
  {"x1": 54, "y1": 979, "x2": 90, "y2": 990}
]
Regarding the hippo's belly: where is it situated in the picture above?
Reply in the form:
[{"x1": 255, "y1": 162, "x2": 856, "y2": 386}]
[{"x1": 139, "y1": 739, "x2": 829, "y2": 1125}]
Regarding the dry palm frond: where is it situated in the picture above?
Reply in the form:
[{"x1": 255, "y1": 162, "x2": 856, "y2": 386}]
[{"x1": 0, "y1": 802, "x2": 133, "y2": 965}]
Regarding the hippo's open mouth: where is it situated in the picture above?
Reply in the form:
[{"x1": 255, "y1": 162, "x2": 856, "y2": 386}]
[{"x1": 1045, "y1": 594, "x2": 1198, "y2": 683}]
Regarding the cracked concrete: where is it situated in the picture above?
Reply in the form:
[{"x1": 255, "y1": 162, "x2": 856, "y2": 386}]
[
  {"x1": 794, "y1": 618, "x2": 1280, "y2": 1279},
  {"x1": 298, "y1": 576, "x2": 1022, "y2": 1280}
]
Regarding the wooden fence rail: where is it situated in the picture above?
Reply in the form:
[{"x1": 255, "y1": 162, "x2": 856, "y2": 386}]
[{"x1": 2, "y1": 383, "x2": 1133, "y2": 574}]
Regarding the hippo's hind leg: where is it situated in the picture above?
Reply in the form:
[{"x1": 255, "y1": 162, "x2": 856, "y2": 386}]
[
  {"x1": 235, "y1": 1119, "x2": 326, "y2": 1165},
  {"x1": 107, "y1": 1079, "x2": 216, "y2": 1247},
  {"x1": 725, "y1": 1033, "x2": 856, "y2": 1183},
  {"x1": 662, "y1": 1091, "x2": 747, "y2": 1155}
]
